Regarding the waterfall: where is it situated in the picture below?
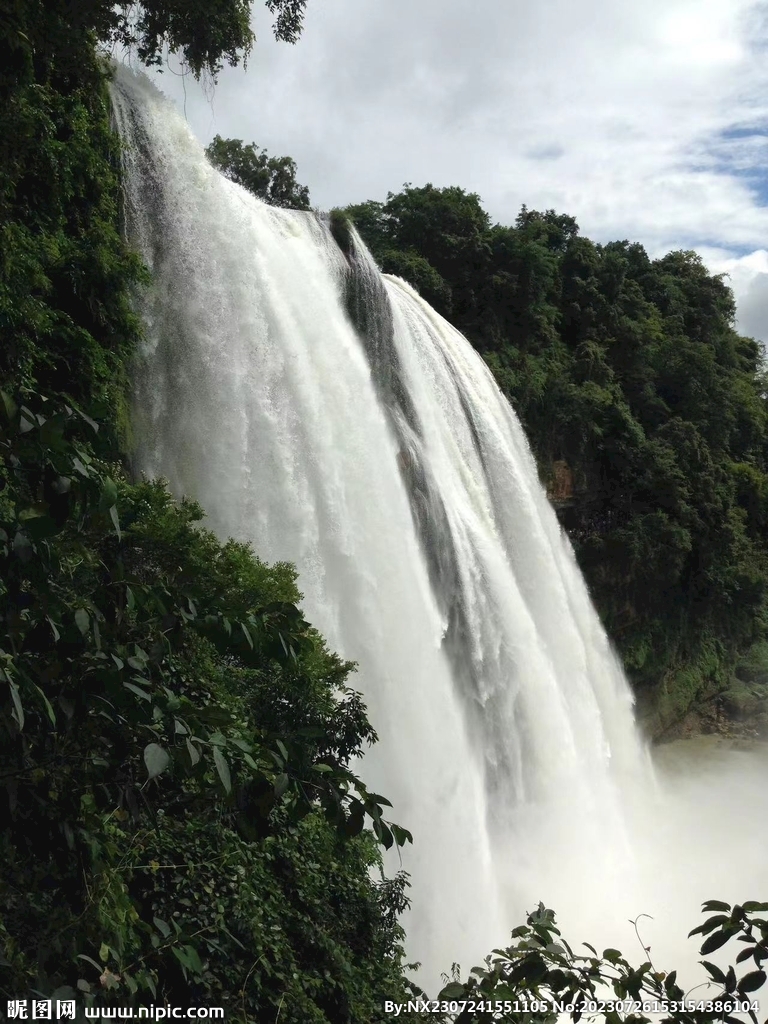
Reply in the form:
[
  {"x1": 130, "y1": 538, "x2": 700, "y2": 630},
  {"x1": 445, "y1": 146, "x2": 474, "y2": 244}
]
[{"x1": 110, "y1": 66, "x2": 768, "y2": 994}]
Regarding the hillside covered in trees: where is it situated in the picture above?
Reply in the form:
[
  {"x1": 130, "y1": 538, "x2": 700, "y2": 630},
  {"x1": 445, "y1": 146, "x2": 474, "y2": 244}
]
[
  {"x1": 337, "y1": 188, "x2": 768, "y2": 739},
  {"x1": 1, "y1": 0, "x2": 767, "y2": 1021}
]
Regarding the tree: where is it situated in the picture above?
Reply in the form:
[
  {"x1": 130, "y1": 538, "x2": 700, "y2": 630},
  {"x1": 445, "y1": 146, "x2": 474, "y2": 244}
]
[
  {"x1": 41, "y1": 0, "x2": 309, "y2": 80},
  {"x1": 343, "y1": 185, "x2": 491, "y2": 324},
  {"x1": 106, "y1": 0, "x2": 309, "y2": 78},
  {"x1": 206, "y1": 135, "x2": 311, "y2": 210}
]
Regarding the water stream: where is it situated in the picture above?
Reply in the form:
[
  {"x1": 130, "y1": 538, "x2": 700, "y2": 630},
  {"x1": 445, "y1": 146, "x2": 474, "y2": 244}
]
[{"x1": 111, "y1": 66, "x2": 768, "y2": 994}]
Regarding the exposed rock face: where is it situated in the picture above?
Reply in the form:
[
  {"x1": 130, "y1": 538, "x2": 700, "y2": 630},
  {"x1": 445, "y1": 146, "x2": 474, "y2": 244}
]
[
  {"x1": 719, "y1": 682, "x2": 768, "y2": 739},
  {"x1": 650, "y1": 679, "x2": 768, "y2": 744},
  {"x1": 547, "y1": 460, "x2": 574, "y2": 505},
  {"x1": 717, "y1": 645, "x2": 768, "y2": 740}
]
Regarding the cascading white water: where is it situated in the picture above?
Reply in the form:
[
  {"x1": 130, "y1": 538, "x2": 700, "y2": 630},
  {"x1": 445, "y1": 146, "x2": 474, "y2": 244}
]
[{"x1": 111, "y1": 65, "x2": 768, "y2": 995}]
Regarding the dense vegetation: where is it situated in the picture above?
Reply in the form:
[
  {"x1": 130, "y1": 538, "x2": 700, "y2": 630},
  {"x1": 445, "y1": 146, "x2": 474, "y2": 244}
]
[
  {"x1": 426, "y1": 899, "x2": 768, "y2": 1024},
  {"x1": 0, "y1": 2, "x2": 415, "y2": 1020},
  {"x1": 1, "y1": 0, "x2": 766, "y2": 1021},
  {"x1": 340, "y1": 188, "x2": 768, "y2": 736},
  {"x1": 0, "y1": 391, "x2": 414, "y2": 1018},
  {"x1": 206, "y1": 135, "x2": 311, "y2": 209}
]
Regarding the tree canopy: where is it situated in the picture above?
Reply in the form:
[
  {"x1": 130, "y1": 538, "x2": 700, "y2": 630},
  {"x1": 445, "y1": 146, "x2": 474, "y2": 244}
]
[
  {"x1": 109, "y1": 0, "x2": 308, "y2": 77},
  {"x1": 206, "y1": 135, "x2": 311, "y2": 209},
  {"x1": 9, "y1": 0, "x2": 309, "y2": 80}
]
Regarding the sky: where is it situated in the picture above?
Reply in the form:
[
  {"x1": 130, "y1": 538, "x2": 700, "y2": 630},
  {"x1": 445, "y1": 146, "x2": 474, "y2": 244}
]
[{"x1": 135, "y1": 0, "x2": 768, "y2": 344}]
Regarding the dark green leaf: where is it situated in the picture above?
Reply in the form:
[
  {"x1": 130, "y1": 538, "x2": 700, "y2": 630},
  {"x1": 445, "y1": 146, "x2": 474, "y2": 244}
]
[
  {"x1": 34, "y1": 684, "x2": 56, "y2": 726},
  {"x1": 701, "y1": 930, "x2": 732, "y2": 955},
  {"x1": 213, "y1": 746, "x2": 231, "y2": 793},
  {"x1": 390, "y1": 822, "x2": 413, "y2": 846},
  {"x1": 144, "y1": 743, "x2": 171, "y2": 780},
  {"x1": 109, "y1": 504, "x2": 121, "y2": 541},
  {"x1": 702, "y1": 961, "x2": 726, "y2": 984},
  {"x1": 738, "y1": 970, "x2": 766, "y2": 994},
  {"x1": 240, "y1": 621, "x2": 254, "y2": 649},
  {"x1": 99, "y1": 477, "x2": 118, "y2": 511},
  {"x1": 9, "y1": 680, "x2": 24, "y2": 730},
  {"x1": 438, "y1": 983, "x2": 466, "y2": 1000},
  {"x1": 274, "y1": 773, "x2": 290, "y2": 798},
  {"x1": 124, "y1": 682, "x2": 152, "y2": 702},
  {"x1": 0, "y1": 390, "x2": 17, "y2": 422}
]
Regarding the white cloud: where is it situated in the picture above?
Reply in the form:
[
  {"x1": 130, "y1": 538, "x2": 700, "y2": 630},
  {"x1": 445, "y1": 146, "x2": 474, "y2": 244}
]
[
  {"x1": 700, "y1": 249, "x2": 768, "y2": 345},
  {"x1": 131, "y1": 0, "x2": 768, "y2": 346}
]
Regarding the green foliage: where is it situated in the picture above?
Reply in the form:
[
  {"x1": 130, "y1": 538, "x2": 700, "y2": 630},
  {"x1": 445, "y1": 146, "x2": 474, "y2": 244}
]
[
  {"x1": 382, "y1": 184, "x2": 490, "y2": 296},
  {"x1": 264, "y1": 0, "x2": 309, "y2": 45},
  {"x1": 106, "y1": 0, "x2": 256, "y2": 79},
  {"x1": 0, "y1": 4, "x2": 419, "y2": 1017},
  {"x1": 378, "y1": 248, "x2": 453, "y2": 315},
  {"x1": 348, "y1": 189, "x2": 768, "y2": 734},
  {"x1": 0, "y1": 392, "x2": 411, "y2": 1018},
  {"x1": 206, "y1": 134, "x2": 311, "y2": 209},
  {"x1": 21, "y1": 0, "x2": 309, "y2": 80},
  {"x1": 0, "y1": 4, "x2": 146, "y2": 459},
  {"x1": 419, "y1": 900, "x2": 768, "y2": 1024},
  {"x1": 343, "y1": 186, "x2": 490, "y2": 321}
]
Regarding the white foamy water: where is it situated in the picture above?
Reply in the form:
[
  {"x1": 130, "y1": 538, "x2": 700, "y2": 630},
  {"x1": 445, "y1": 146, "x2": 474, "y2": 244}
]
[{"x1": 111, "y1": 65, "x2": 768, "y2": 995}]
